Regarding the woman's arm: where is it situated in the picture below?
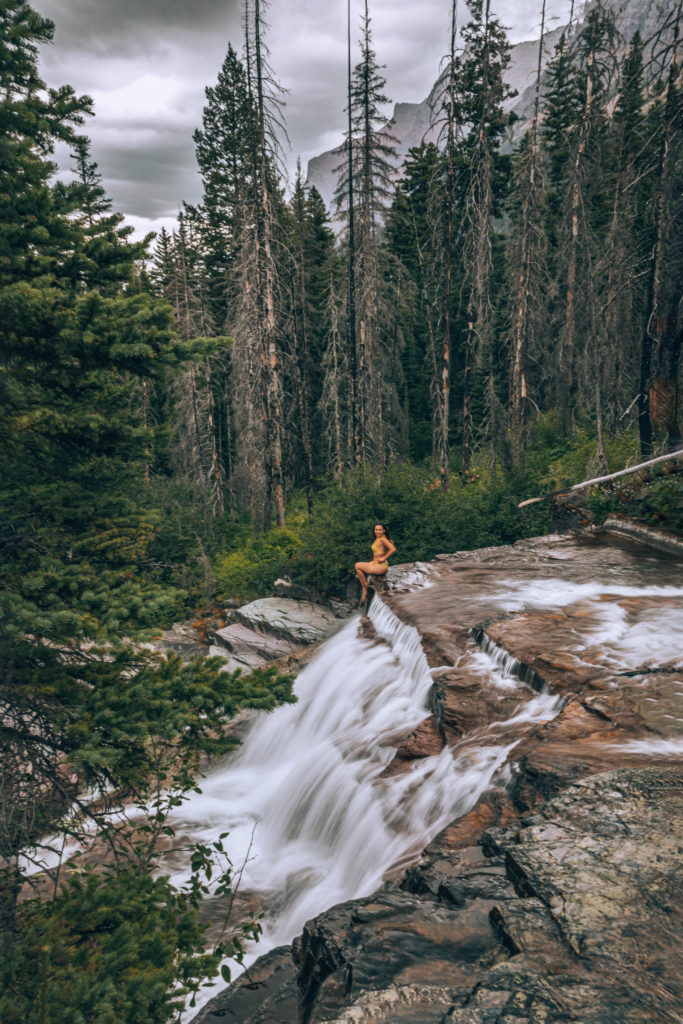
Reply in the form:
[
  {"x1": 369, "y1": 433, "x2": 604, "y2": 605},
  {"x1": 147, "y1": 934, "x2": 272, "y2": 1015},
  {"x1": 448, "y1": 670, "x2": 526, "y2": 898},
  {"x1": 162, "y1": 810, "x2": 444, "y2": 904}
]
[{"x1": 378, "y1": 538, "x2": 397, "y2": 563}]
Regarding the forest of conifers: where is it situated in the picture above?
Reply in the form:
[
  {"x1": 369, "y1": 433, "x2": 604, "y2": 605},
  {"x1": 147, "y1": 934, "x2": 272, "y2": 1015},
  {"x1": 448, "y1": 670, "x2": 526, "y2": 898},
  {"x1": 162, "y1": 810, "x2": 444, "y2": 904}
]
[
  {"x1": 154, "y1": 0, "x2": 682, "y2": 530},
  {"x1": 0, "y1": 0, "x2": 681, "y2": 1020}
]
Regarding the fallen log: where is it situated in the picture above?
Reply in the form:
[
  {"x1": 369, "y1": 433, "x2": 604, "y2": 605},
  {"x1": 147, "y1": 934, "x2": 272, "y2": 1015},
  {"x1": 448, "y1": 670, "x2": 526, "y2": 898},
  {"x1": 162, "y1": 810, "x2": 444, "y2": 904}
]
[{"x1": 518, "y1": 448, "x2": 683, "y2": 508}]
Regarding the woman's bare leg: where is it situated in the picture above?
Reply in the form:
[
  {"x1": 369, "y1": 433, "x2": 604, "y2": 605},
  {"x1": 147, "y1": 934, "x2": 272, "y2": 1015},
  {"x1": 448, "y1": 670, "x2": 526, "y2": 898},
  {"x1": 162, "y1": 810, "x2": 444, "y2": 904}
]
[
  {"x1": 355, "y1": 561, "x2": 387, "y2": 604},
  {"x1": 355, "y1": 562, "x2": 369, "y2": 602}
]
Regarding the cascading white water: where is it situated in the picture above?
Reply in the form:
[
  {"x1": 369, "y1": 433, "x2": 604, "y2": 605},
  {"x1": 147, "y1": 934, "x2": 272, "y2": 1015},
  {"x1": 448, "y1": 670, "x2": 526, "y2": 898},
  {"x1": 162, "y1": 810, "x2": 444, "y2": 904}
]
[{"x1": 166, "y1": 596, "x2": 562, "y2": 1016}]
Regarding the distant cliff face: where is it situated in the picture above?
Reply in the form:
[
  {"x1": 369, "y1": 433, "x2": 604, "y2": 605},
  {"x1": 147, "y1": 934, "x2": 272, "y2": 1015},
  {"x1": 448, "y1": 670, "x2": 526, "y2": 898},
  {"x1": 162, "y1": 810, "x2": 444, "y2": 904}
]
[
  {"x1": 305, "y1": 25, "x2": 564, "y2": 220},
  {"x1": 306, "y1": 98, "x2": 436, "y2": 219},
  {"x1": 306, "y1": 0, "x2": 671, "y2": 222}
]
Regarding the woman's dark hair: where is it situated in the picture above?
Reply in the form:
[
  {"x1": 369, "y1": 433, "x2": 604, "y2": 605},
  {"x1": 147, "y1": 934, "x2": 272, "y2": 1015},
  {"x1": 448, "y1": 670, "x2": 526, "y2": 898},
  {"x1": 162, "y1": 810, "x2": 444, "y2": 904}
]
[{"x1": 371, "y1": 523, "x2": 392, "y2": 542}]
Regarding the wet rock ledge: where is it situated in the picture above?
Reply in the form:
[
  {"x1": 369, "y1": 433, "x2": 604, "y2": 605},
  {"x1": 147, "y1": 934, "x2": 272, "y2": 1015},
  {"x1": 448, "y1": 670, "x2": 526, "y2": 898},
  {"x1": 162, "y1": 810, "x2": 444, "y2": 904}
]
[
  {"x1": 194, "y1": 767, "x2": 682, "y2": 1024},
  {"x1": 193, "y1": 533, "x2": 682, "y2": 1024},
  {"x1": 191, "y1": 770, "x2": 683, "y2": 1024}
]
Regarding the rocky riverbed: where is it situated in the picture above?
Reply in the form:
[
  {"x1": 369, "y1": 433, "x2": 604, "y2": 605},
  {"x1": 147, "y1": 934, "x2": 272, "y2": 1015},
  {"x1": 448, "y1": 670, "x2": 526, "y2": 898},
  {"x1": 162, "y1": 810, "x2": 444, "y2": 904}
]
[{"x1": 193, "y1": 529, "x2": 682, "y2": 1024}]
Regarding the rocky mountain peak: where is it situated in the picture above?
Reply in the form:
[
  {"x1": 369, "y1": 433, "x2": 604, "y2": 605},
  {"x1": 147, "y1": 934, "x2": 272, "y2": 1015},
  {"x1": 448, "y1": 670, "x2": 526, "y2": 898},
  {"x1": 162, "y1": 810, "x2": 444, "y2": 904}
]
[{"x1": 306, "y1": 0, "x2": 674, "y2": 221}]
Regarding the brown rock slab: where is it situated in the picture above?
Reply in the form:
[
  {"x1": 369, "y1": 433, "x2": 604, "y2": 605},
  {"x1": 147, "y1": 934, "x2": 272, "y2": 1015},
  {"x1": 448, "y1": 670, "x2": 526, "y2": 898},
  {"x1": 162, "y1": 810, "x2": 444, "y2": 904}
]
[
  {"x1": 393, "y1": 716, "x2": 445, "y2": 761},
  {"x1": 190, "y1": 944, "x2": 299, "y2": 1024}
]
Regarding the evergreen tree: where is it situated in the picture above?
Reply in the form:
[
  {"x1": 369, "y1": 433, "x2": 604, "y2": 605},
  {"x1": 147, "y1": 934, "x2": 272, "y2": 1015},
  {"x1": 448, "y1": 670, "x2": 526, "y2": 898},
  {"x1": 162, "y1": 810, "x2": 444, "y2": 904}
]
[
  {"x1": 454, "y1": 0, "x2": 515, "y2": 473},
  {"x1": 192, "y1": 42, "x2": 256, "y2": 325},
  {"x1": 386, "y1": 143, "x2": 443, "y2": 464},
  {"x1": 285, "y1": 171, "x2": 336, "y2": 513},
  {"x1": 0, "y1": 6, "x2": 294, "y2": 1014},
  {"x1": 334, "y1": 0, "x2": 402, "y2": 467}
]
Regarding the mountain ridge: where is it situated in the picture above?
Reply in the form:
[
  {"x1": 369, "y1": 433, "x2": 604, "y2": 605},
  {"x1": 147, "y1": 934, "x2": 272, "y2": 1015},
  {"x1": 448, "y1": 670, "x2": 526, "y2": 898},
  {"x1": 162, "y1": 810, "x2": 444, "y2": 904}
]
[{"x1": 306, "y1": 0, "x2": 672, "y2": 219}]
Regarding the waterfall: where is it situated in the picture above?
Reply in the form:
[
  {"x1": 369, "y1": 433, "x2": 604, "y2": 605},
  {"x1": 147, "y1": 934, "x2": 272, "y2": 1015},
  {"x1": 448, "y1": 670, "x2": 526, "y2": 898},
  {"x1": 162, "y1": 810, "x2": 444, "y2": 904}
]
[
  {"x1": 470, "y1": 627, "x2": 547, "y2": 692},
  {"x1": 165, "y1": 596, "x2": 562, "y2": 1016}
]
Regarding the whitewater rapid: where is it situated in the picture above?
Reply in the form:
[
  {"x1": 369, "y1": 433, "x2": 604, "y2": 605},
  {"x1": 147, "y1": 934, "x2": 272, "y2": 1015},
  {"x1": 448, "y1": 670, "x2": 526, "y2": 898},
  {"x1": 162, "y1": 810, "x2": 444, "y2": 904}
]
[{"x1": 168, "y1": 596, "x2": 561, "y2": 1014}]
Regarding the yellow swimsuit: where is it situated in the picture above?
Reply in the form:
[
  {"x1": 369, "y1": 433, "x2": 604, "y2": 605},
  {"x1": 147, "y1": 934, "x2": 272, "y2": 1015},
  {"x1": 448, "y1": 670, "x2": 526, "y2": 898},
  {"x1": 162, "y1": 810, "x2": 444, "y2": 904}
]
[{"x1": 371, "y1": 539, "x2": 389, "y2": 565}]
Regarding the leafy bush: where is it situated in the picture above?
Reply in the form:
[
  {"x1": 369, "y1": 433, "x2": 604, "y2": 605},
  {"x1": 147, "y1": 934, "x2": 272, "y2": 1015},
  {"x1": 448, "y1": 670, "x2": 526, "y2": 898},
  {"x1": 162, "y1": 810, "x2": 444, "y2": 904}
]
[
  {"x1": 212, "y1": 525, "x2": 303, "y2": 601},
  {"x1": 588, "y1": 465, "x2": 682, "y2": 535},
  {"x1": 284, "y1": 462, "x2": 549, "y2": 595}
]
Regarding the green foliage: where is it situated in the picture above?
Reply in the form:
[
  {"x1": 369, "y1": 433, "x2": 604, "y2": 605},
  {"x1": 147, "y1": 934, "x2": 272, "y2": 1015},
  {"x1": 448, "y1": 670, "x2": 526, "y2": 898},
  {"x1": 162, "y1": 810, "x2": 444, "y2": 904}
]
[
  {"x1": 213, "y1": 524, "x2": 303, "y2": 601},
  {"x1": 2, "y1": 869, "x2": 216, "y2": 1024},
  {"x1": 208, "y1": 426, "x2": 659, "y2": 602},
  {"x1": 0, "y1": 9, "x2": 297, "y2": 1020},
  {"x1": 2, "y1": 817, "x2": 271, "y2": 1024},
  {"x1": 519, "y1": 416, "x2": 642, "y2": 494},
  {"x1": 282, "y1": 462, "x2": 547, "y2": 595},
  {"x1": 588, "y1": 466, "x2": 682, "y2": 536}
]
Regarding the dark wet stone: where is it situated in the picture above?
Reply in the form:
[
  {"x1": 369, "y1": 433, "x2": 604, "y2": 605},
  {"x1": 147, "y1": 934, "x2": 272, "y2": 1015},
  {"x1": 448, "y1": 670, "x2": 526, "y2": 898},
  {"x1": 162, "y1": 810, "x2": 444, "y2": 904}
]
[
  {"x1": 190, "y1": 945, "x2": 299, "y2": 1024},
  {"x1": 295, "y1": 888, "x2": 502, "y2": 1024}
]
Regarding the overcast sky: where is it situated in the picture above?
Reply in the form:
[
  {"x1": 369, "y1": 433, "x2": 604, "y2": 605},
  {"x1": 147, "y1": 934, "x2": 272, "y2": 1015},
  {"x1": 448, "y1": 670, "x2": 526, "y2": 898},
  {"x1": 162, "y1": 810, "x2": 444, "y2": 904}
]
[{"x1": 37, "y1": 0, "x2": 573, "y2": 240}]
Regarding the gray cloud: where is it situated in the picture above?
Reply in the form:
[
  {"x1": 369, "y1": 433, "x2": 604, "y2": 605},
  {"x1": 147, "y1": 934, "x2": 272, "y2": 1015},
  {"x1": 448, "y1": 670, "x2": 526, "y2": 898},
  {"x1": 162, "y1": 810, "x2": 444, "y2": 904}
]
[
  {"x1": 36, "y1": 0, "x2": 573, "y2": 237},
  {"x1": 41, "y1": 0, "x2": 242, "y2": 57}
]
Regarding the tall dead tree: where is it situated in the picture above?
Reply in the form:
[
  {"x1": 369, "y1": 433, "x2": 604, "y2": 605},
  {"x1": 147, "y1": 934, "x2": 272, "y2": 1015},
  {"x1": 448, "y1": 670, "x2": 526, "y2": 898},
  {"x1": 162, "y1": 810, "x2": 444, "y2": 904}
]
[
  {"x1": 290, "y1": 163, "x2": 315, "y2": 522},
  {"x1": 639, "y1": 3, "x2": 682, "y2": 457},
  {"x1": 320, "y1": 275, "x2": 348, "y2": 485},
  {"x1": 429, "y1": 0, "x2": 460, "y2": 489},
  {"x1": 253, "y1": 0, "x2": 286, "y2": 526},
  {"x1": 230, "y1": 0, "x2": 288, "y2": 529},
  {"x1": 346, "y1": 0, "x2": 359, "y2": 464},
  {"x1": 506, "y1": 0, "x2": 548, "y2": 458}
]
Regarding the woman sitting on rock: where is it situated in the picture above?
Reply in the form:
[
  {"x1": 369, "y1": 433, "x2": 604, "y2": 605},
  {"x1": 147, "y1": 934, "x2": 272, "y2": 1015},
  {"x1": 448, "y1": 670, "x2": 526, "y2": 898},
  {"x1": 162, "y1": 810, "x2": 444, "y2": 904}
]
[{"x1": 355, "y1": 523, "x2": 396, "y2": 605}]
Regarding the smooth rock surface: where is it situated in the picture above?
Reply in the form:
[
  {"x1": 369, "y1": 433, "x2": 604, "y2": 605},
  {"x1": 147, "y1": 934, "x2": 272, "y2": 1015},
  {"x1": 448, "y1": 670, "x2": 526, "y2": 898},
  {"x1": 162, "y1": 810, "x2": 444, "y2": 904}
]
[
  {"x1": 236, "y1": 597, "x2": 340, "y2": 645},
  {"x1": 209, "y1": 598, "x2": 348, "y2": 673},
  {"x1": 193, "y1": 532, "x2": 683, "y2": 1024}
]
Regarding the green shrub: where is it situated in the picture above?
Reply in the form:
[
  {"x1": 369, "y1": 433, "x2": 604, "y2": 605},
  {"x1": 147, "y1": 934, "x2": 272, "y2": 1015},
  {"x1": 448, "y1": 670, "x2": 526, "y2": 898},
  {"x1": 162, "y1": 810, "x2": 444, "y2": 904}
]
[
  {"x1": 588, "y1": 466, "x2": 682, "y2": 535},
  {"x1": 285, "y1": 461, "x2": 548, "y2": 595},
  {"x1": 2, "y1": 869, "x2": 217, "y2": 1024},
  {"x1": 212, "y1": 525, "x2": 303, "y2": 601}
]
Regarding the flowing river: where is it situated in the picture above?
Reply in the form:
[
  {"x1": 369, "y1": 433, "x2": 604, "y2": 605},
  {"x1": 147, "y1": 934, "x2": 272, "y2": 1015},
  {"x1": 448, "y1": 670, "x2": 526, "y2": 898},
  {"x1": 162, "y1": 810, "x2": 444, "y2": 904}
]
[
  {"x1": 22, "y1": 533, "x2": 682, "y2": 1020},
  {"x1": 166, "y1": 593, "x2": 563, "y2": 1016}
]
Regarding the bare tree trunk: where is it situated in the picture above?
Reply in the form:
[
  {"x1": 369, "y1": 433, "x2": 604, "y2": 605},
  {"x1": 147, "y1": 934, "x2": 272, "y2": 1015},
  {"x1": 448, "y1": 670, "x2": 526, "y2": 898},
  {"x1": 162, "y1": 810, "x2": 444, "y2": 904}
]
[
  {"x1": 142, "y1": 378, "x2": 150, "y2": 484},
  {"x1": 254, "y1": 0, "x2": 285, "y2": 527},
  {"x1": 347, "y1": 0, "x2": 359, "y2": 465},
  {"x1": 205, "y1": 362, "x2": 224, "y2": 518},
  {"x1": 510, "y1": 0, "x2": 546, "y2": 456},
  {"x1": 639, "y1": 10, "x2": 681, "y2": 458},
  {"x1": 321, "y1": 277, "x2": 348, "y2": 485},
  {"x1": 224, "y1": 381, "x2": 236, "y2": 522},
  {"x1": 293, "y1": 275, "x2": 315, "y2": 522},
  {"x1": 462, "y1": 316, "x2": 476, "y2": 475},
  {"x1": 439, "y1": 0, "x2": 458, "y2": 490}
]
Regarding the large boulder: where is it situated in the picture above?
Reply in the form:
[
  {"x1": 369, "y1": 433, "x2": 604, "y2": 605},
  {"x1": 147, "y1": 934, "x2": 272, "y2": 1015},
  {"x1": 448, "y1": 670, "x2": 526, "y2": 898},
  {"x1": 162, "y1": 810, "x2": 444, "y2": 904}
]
[
  {"x1": 210, "y1": 597, "x2": 345, "y2": 673},
  {"x1": 235, "y1": 597, "x2": 340, "y2": 646}
]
